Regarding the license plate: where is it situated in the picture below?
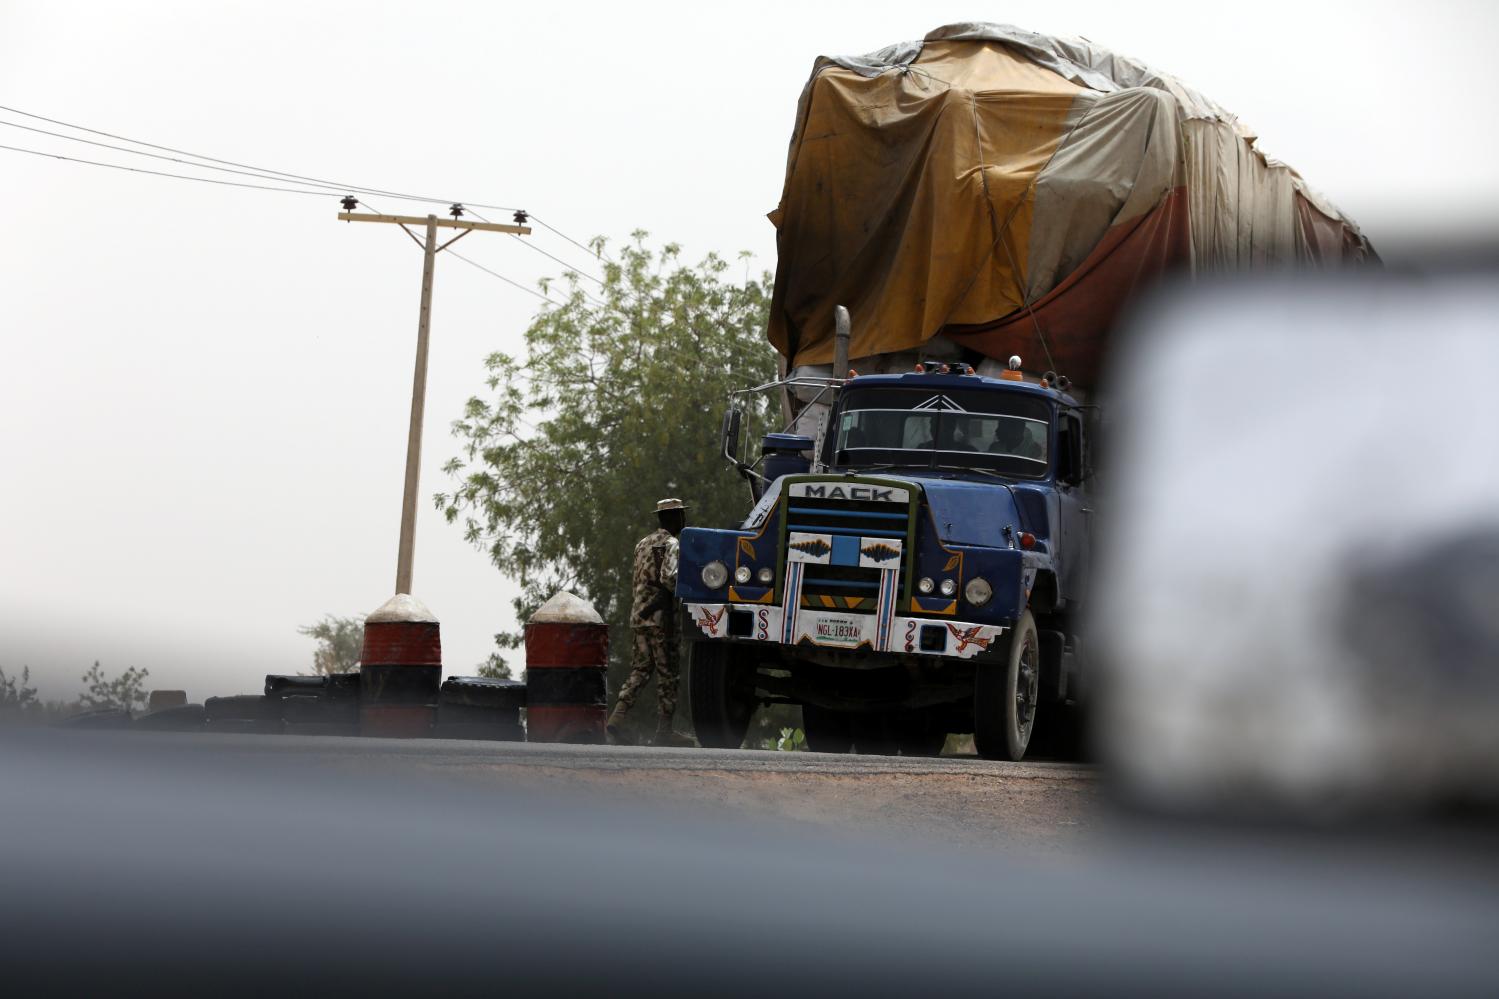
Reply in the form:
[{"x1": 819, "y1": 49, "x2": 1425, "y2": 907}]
[{"x1": 811, "y1": 614, "x2": 865, "y2": 647}]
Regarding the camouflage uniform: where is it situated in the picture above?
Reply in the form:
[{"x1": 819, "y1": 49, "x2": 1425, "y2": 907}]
[{"x1": 613, "y1": 527, "x2": 680, "y2": 722}]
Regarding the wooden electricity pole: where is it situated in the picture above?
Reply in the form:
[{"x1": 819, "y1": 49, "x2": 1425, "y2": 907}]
[{"x1": 338, "y1": 205, "x2": 532, "y2": 596}]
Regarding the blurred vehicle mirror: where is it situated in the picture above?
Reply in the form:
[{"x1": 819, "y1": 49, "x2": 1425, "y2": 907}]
[{"x1": 1093, "y1": 267, "x2": 1499, "y2": 819}]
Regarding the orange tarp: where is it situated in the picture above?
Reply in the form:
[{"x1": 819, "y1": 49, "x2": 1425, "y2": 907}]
[{"x1": 768, "y1": 24, "x2": 1376, "y2": 386}]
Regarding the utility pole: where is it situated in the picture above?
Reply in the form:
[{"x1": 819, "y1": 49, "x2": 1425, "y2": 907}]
[{"x1": 338, "y1": 200, "x2": 531, "y2": 596}]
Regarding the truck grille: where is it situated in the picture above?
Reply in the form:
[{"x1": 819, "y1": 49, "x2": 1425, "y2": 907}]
[{"x1": 783, "y1": 491, "x2": 911, "y2": 610}]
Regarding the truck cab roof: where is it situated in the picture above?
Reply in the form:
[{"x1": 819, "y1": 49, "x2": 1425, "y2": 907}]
[{"x1": 845, "y1": 371, "x2": 1081, "y2": 407}]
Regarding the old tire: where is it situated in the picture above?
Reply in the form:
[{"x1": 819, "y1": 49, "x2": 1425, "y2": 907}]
[
  {"x1": 801, "y1": 705, "x2": 854, "y2": 754},
  {"x1": 974, "y1": 609, "x2": 1040, "y2": 761},
  {"x1": 688, "y1": 642, "x2": 755, "y2": 749}
]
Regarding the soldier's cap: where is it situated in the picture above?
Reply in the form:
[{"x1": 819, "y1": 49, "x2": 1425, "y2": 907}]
[{"x1": 655, "y1": 498, "x2": 686, "y2": 513}]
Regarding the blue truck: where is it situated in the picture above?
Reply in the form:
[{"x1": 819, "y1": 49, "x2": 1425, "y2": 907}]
[{"x1": 677, "y1": 356, "x2": 1093, "y2": 759}]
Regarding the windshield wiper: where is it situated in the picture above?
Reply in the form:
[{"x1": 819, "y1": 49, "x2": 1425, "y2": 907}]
[
  {"x1": 836, "y1": 463, "x2": 922, "y2": 474},
  {"x1": 930, "y1": 464, "x2": 1008, "y2": 479}
]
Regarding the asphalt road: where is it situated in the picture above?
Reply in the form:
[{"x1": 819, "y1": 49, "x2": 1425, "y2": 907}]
[
  {"x1": 41, "y1": 728, "x2": 1103, "y2": 849},
  {"x1": 148, "y1": 729, "x2": 1089, "y2": 776}
]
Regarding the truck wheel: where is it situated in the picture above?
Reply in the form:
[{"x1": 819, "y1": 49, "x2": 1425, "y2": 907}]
[
  {"x1": 801, "y1": 705, "x2": 853, "y2": 754},
  {"x1": 688, "y1": 642, "x2": 755, "y2": 749},
  {"x1": 974, "y1": 609, "x2": 1039, "y2": 761}
]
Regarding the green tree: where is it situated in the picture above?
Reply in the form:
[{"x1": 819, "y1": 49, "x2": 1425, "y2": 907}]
[
  {"x1": 438, "y1": 232, "x2": 779, "y2": 677},
  {"x1": 474, "y1": 639, "x2": 514, "y2": 680},
  {"x1": 0, "y1": 665, "x2": 39, "y2": 712},
  {"x1": 79, "y1": 661, "x2": 150, "y2": 712},
  {"x1": 297, "y1": 614, "x2": 364, "y2": 675}
]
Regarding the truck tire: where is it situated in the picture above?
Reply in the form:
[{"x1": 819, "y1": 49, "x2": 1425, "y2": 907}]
[
  {"x1": 688, "y1": 642, "x2": 755, "y2": 750},
  {"x1": 801, "y1": 705, "x2": 853, "y2": 754},
  {"x1": 974, "y1": 609, "x2": 1039, "y2": 761}
]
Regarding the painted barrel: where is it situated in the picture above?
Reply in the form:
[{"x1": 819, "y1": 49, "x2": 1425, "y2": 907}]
[
  {"x1": 524, "y1": 591, "x2": 608, "y2": 743},
  {"x1": 360, "y1": 593, "x2": 441, "y2": 737}
]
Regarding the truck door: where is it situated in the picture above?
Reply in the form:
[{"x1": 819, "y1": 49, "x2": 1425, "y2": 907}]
[{"x1": 1056, "y1": 410, "x2": 1091, "y2": 610}]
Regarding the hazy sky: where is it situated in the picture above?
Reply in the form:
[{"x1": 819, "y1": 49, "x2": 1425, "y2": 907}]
[{"x1": 3, "y1": 0, "x2": 1496, "y2": 700}]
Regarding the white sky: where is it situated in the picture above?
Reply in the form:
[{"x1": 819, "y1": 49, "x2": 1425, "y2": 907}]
[{"x1": 3, "y1": 0, "x2": 1496, "y2": 701}]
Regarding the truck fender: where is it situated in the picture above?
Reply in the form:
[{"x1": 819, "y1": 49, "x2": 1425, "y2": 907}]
[{"x1": 1028, "y1": 569, "x2": 1060, "y2": 614}]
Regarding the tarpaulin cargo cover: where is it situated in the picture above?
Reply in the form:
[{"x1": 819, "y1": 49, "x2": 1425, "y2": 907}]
[{"x1": 768, "y1": 23, "x2": 1377, "y2": 388}]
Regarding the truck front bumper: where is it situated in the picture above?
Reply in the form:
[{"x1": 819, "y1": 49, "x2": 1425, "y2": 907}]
[{"x1": 684, "y1": 602, "x2": 1008, "y2": 660}]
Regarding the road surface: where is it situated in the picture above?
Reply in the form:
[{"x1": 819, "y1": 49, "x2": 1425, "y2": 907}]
[{"x1": 62, "y1": 729, "x2": 1102, "y2": 850}]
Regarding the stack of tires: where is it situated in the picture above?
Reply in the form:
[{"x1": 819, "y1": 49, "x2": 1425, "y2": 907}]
[
  {"x1": 437, "y1": 677, "x2": 526, "y2": 741},
  {"x1": 267, "y1": 674, "x2": 360, "y2": 736}
]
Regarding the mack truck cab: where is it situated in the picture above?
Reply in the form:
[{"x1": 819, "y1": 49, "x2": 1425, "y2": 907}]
[{"x1": 677, "y1": 359, "x2": 1095, "y2": 760}]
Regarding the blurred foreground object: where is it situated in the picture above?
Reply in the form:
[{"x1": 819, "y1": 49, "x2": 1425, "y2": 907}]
[
  {"x1": 3, "y1": 730, "x2": 1496, "y2": 995},
  {"x1": 1095, "y1": 267, "x2": 1499, "y2": 816}
]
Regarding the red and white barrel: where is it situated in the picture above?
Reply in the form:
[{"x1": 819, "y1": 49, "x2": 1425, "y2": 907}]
[
  {"x1": 524, "y1": 591, "x2": 608, "y2": 744},
  {"x1": 360, "y1": 593, "x2": 441, "y2": 737}
]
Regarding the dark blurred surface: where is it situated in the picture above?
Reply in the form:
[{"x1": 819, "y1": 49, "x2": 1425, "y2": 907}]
[
  {"x1": 1094, "y1": 265, "x2": 1499, "y2": 817},
  {"x1": 1, "y1": 729, "x2": 1495, "y2": 996}
]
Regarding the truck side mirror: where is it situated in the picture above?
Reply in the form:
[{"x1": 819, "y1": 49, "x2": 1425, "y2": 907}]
[{"x1": 721, "y1": 407, "x2": 743, "y2": 466}]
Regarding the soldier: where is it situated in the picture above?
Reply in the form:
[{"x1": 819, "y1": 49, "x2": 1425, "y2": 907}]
[{"x1": 607, "y1": 498, "x2": 694, "y2": 746}]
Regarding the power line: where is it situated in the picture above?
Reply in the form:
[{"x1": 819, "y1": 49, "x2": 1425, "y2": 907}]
[
  {"x1": 0, "y1": 102, "x2": 520, "y2": 212},
  {"x1": 0, "y1": 117, "x2": 388, "y2": 197},
  {"x1": 355, "y1": 197, "x2": 581, "y2": 313},
  {"x1": 466, "y1": 206, "x2": 613, "y2": 279},
  {"x1": 506, "y1": 233, "x2": 606, "y2": 286},
  {"x1": 450, "y1": 244, "x2": 638, "y2": 322},
  {"x1": 448, "y1": 250, "x2": 560, "y2": 306},
  {"x1": 3, "y1": 105, "x2": 628, "y2": 317},
  {"x1": 0, "y1": 141, "x2": 335, "y2": 197},
  {"x1": 529, "y1": 213, "x2": 614, "y2": 263},
  {"x1": 466, "y1": 207, "x2": 609, "y2": 293}
]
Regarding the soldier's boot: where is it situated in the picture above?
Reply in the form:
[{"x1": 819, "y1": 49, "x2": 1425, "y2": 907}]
[
  {"x1": 652, "y1": 714, "x2": 696, "y2": 748},
  {"x1": 606, "y1": 704, "x2": 633, "y2": 746}
]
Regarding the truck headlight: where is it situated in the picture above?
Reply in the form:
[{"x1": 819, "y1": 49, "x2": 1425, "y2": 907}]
[
  {"x1": 918, "y1": 576, "x2": 934, "y2": 594},
  {"x1": 964, "y1": 576, "x2": 993, "y2": 606},
  {"x1": 701, "y1": 561, "x2": 729, "y2": 589},
  {"x1": 734, "y1": 566, "x2": 752, "y2": 584},
  {"x1": 757, "y1": 566, "x2": 774, "y2": 584},
  {"x1": 940, "y1": 579, "x2": 957, "y2": 597}
]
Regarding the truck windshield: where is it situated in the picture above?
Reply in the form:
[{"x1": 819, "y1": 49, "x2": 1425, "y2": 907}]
[{"x1": 828, "y1": 386, "x2": 1050, "y2": 478}]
